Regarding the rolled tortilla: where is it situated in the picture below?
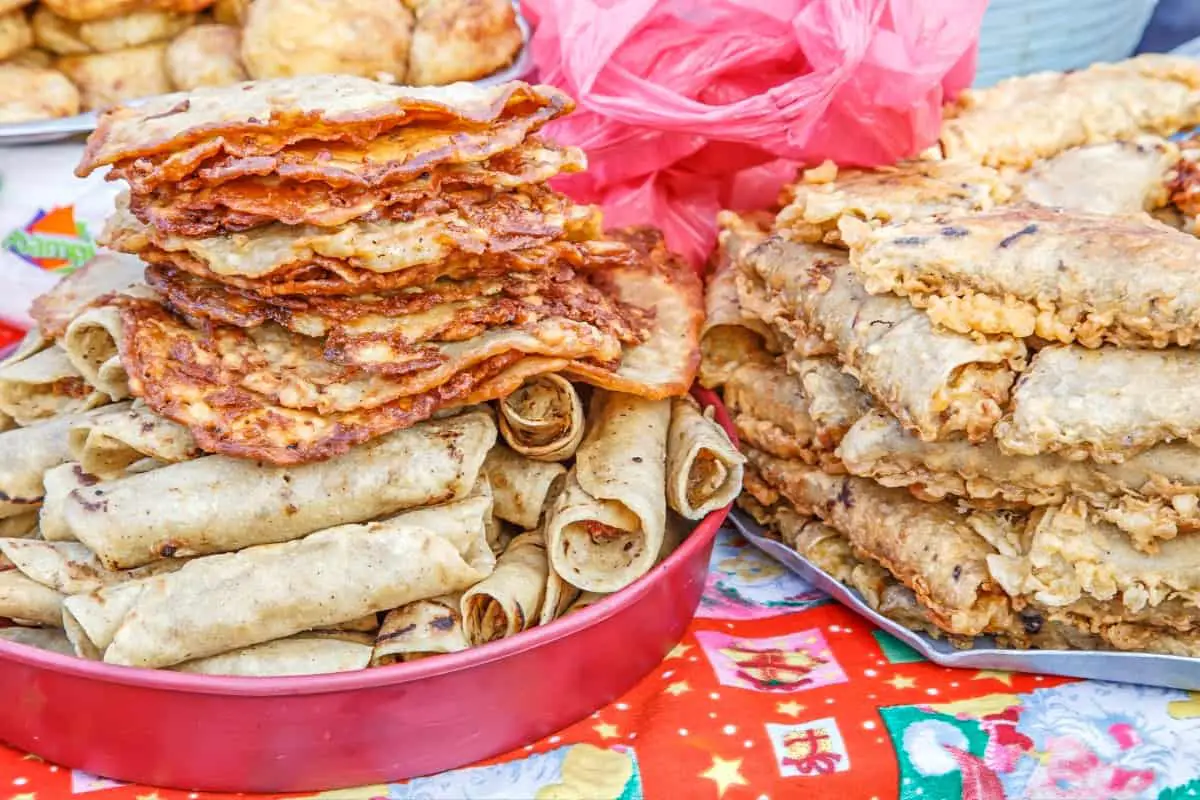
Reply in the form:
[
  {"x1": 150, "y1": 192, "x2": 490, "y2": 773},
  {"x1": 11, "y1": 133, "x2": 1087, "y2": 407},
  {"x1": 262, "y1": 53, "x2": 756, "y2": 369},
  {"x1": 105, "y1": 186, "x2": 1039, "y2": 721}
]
[
  {"x1": 372, "y1": 593, "x2": 468, "y2": 665},
  {"x1": 745, "y1": 235, "x2": 1025, "y2": 442},
  {"x1": 0, "y1": 538, "x2": 184, "y2": 597},
  {"x1": 497, "y1": 374, "x2": 584, "y2": 462},
  {"x1": 562, "y1": 591, "x2": 607, "y2": 616},
  {"x1": 64, "y1": 408, "x2": 497, "y2": 568},
  {"x1": 0, "y1": 568, "x2": 67, "y2": 627},
  {"x1": 28, "y1": 251, "x2": 146, "y2": 338},
  {"x1": 0, "y1": 405, "x2": 129, "y2": 520},
  {"x1": 546, "y1": 392, "x2": 669, "y2": 593},
  {"x1": 482, "y1": 444, "x2": 565, "y2": 531},
  {"x1": 62, "y1": 304, "x2": 131, "y2": 400},
  {"x1": 0, "y1": 513, "x2": 37, "y2": 539},
  {"x1": 666, "y1": 395, "x2": 744, "y2": 520},
  {"x1": 461, "y1": 531, "x2": 549, "y2": 645},
  {"x1": 63, "y1": 490, "x2": 497, "y2": 668},
  {"x1": 0, "y1": 329, "x2": 51, "y2": 432},
  {"x1": 0, "y1": 626, "x2": 76, "y2": 656},
  {"x1": 40, "y1": 460, "x2": 161, "y2": 542},
  {"x1": 67, "y1": 399, "x2": 198, "y2": 477},
  {"x1": 175, "y1": 632, "x2": 376, "y2": 676},
  {"x1": 0, "y1": 346, "x2": 110, "y2": 426}
]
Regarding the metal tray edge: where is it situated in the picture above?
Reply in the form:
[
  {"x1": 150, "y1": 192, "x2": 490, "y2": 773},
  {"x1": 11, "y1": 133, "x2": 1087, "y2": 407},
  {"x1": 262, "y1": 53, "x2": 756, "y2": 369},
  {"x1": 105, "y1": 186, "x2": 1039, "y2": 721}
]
[{"x1": 728, "y1": 508, "x2": 1200, "y2": 692}]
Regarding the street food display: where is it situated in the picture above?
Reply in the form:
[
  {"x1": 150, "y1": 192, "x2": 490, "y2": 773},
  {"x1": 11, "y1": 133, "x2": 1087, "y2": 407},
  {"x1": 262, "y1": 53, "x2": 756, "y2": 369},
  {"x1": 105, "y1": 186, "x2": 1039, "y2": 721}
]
[
  {"x1": 0, "y1": 76, "x2": 735, "y2": 676},
  {"x1": 707, "y1": 53, "x2": 1200, "y2": 658}
]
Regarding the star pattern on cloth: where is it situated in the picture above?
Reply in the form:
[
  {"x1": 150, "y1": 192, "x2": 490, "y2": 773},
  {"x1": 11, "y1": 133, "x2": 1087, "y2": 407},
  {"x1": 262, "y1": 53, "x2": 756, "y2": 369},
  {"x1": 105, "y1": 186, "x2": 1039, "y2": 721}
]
[
  {"x1": 19, "y1": 754, "x2": 41, "y2": 762},
  {"x1": 776, "y1": 700, "x2": 806, "y2": 718},
  {"x1": 699, "y1": 755, "x2": 748, "y2": 798},
  {"x1": 11, "y1": 793, "x2": 36, "y2": 800},
  {"x1": 1168, "y1": 692, "x2": 1200, "y2": 719},
  {"x1": 593, "y1": 722, "x2": 621, "y2": 740},
  {"x1": 885, "y1": 674, "x2": 916, "y2": 690},
  {"x1": 665, "y1": 680, "x2": 691, "y2": 696},
  {"x1": 667, "y1": 643, "x2": 693, "y2": 660},
  {"x1": 971, "y1": 669, "x2": 1015, "y2": 686},
  {"x1": 134, "y1": 793, "x2": 162, "y2": 800}
]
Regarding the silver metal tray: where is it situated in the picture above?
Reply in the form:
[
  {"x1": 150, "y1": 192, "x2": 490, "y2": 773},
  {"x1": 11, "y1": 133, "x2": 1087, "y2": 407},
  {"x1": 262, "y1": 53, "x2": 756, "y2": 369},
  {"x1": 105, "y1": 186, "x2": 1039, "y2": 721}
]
[
  {"x1": 0, "y1": 3, "x2": 533, "y2": 147},
  {"x1": 729, "y1": 508, "x2": 1200, "y2": 691}
]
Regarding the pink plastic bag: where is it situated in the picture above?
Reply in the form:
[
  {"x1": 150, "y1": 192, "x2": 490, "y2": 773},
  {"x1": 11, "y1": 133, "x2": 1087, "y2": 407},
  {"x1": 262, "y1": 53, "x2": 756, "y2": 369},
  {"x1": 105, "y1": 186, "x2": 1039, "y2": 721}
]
[{"x1": 522, "y1": 0, "x2": 988, "y2": 266}]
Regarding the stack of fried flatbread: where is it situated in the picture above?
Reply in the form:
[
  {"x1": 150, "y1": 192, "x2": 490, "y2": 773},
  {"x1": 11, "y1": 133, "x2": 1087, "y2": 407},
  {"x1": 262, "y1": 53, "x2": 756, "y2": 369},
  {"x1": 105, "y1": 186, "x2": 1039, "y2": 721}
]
[
  {"x1": 707, "y1": 53, "x2": 1200, "y2": 658},
  {"x1": 0, "y1": 76, "x2": 737, "y2": 676}
]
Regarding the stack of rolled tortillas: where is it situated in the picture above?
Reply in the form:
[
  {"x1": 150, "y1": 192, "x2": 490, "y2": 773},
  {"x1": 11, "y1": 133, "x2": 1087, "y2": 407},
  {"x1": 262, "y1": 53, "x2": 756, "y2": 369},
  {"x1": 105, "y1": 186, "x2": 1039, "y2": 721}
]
[{"x1": 0, "y1": 76, "x2": 743, "y2": 676}]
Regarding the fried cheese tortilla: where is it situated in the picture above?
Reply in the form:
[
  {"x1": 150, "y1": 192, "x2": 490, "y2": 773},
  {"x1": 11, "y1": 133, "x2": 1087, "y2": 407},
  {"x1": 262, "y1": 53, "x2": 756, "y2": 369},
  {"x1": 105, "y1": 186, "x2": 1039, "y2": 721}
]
[
  {"x1": 939, "y1": 54, "x2": 1200, "y2": 167},
  {"x1": 775, "y1": 159, "x2": 1011, "y2": 246},
  {"x1": 129, "y1": 139, "x2": 588, "y2": 235},
  {"x1": 63, "y1": 408, "x2": 496, "y2": 569},
  {"x1": 545, "y1": 391, "x2": 669, "y2": 593},
  {"x1": 1014, "y1": 137, "x2": 1178, "y2": 215},
  {"x1": 845, "y1": 205, "x2": 1200, "y2": 348},
  {"x1": 372, "y1": 593, "x2": 467, "y2": 665},
  {"x1": 665, "y1": 395, "x2": 744, "y2": 520},
  {"x1": 78, "y1": 76, "x2": 574, "y2": 175},
  {"x1": 745, "y1": 235, "x2": 1025, "y2": 441},
  {"x1": 699, "y1": 211, "x2": 776, "y2": 388},
  {"x1": 497, "y1": 373, "x2": 584, "y2": 462},
  {"x1": 62, "y1": 492, "x2": 497, "y2": 668},
  {"x1": 461, "y1": 530, "x2": 548, "y2": 645},
  {"x1": 0, "y1": 345, "x2": 109, "y2": 426},
  {"x1": 744, "y1": 448, "x2": 1012, "y2": 637},
  {"x1": 104, "y1": 189, "x2": 601, "y2": 279},
  {"x1": 996, "y1": 346, "x2": 1200, "y2": 463}
]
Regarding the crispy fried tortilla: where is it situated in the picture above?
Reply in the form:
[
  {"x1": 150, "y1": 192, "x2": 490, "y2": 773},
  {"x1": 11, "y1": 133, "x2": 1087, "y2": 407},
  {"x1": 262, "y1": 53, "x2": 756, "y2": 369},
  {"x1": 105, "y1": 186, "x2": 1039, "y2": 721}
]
[
  {"x1": 845, "y1": 205, "x2": 1200, "y2": 348},
  {"x1": 939, "y1": 54, "x2": 1200, "y2": 167},
  {"x1": 129, "y1": 139, "x2": 587, "y2": 234},
  {"x1": 545, "y1": 391, "x2": 669, "y2": 593},
  {"x1": 0, "y1": 345, "x2": 110, "y2": 426},
  {"x1": 461, "y1": 530, "x2": 548, "y2": 645},
  {"x1": 104, "y1": 189, "x2": 601, "y2": 279},
  {"x1": 78, "y1": 76, "x2": 573, "y2": 175},
  {"x1": 497, "y1": 374, "x2": 584, "y2": 462},
  {"x1": 481, "y1": 444, "x2": 565, "y2": 531},
  {"x1": 665, "y1": 395, "x2": 744, "y2": 520},
  {"x1": 996, "y1": 345, "x2": 1200, "y2": 463},
  {"x1": 67, "y1": 399, "x2": 197, "y2": 477},
  {"x1": 699, "y1": 211, "x2": 776, "y2": 388},
  {"x1": 745, "y1": 235, "x2": 1025, "y2": 441},
  {"x1": 63, "y1": 492, "x2": 497, "y2": 668},
  {"x1": 28, "y1": 251, "x2": 145, "y2": 338},
  {"x1": 175, "y1": 631, "x2": 376, "y2": 676},
  {"x1": 1014, "y1": 137, "x2": 1178, "y2": 215},
  {"x1": 372, "y1": 593, "x2": 467, "y2": 665},
  {"x1": 63, "y1": 408, "x2": 496, "y2": 569},
  {"x1": 776, "y1": 159, "x2": 1011, "y2": 246},
  {"x1": 744, "y1": 448, "x2": 1012, "y2": 637}
]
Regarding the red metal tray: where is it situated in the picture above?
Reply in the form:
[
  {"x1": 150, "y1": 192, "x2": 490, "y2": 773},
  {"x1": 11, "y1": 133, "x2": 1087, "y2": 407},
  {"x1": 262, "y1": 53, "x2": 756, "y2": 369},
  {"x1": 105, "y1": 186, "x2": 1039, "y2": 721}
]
[{"x1": 0, "y1": 387, "x2": 732, "y2": 793}]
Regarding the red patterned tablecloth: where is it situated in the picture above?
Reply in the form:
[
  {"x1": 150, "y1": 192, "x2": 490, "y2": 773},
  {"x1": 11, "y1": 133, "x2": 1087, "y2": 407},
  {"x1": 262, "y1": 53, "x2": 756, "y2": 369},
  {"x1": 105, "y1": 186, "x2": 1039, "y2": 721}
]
[{"x1": 1, "y1": 526, "x2": 1198, "y2": 800}]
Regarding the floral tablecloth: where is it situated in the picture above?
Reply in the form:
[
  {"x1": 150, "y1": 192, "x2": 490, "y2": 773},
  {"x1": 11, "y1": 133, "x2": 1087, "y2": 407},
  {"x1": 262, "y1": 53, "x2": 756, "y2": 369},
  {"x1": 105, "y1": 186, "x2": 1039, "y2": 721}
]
[{"x1": 0, "y1": 526, "x2": 1198, "y2": 800}]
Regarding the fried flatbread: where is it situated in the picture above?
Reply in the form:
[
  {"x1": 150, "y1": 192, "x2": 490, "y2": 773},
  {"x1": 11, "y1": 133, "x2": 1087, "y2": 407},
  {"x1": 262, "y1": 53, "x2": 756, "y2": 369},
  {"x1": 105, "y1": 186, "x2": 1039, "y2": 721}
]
[
  {"x1": 939, "y1": 54, "x2": 1200, "y2": 167},
  {"x1": 127, "y1": 139, "x2": 587, "y2": 234},
  {"x1": 78, "y1": 76, "x2": 573, "y2": 175},
  {"x1": 744, "y1": 235, "x2": 1025, "y2": 442},
  {"x1": 776, "y1": 159, "x2": 1011, "y2": 246},
  {"x1": 104, "y1": 188, "x2": 602, "y2": 279},
  {"x1": 118, "y1": 298, "x2": 526, "y2": 463},
  {"x1": 845, "y1": 205, "x2": 1200, "y2": 348},
  {"x1": 1014, "y1": 137, "x2": 1178, "y2": 215}
]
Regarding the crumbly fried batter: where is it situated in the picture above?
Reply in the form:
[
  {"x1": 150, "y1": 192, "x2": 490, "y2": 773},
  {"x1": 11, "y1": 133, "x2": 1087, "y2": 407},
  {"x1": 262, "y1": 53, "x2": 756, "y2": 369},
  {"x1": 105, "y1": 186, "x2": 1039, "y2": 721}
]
[
  {"x1": 845, "y1": 204, "x2": 1200, "y2": 348},
  {"x1": 744, "y1": 235, "x2": 1025, "y2": 442},
  {"x1": 939, "y1": 54, "x2": 1200, "y2": 167},
  {"x1": 408, "y1": 0, "x2": 522, "y2": 86},
  {"x1": 776, "y1": 159, "x2": 1011, "y2": 246},
  {"x1": 78, "y1": 76, "x2": 572, "y2": 176},
  {"x1": 56, "y1": 43, "x2": 172, "y2": 112},
  {"x1": 0, "y1": 64, "x2": 79, "y2": 124},
  {"x1": 165, "y1": 24, "x2": 246, "y2": 91}
]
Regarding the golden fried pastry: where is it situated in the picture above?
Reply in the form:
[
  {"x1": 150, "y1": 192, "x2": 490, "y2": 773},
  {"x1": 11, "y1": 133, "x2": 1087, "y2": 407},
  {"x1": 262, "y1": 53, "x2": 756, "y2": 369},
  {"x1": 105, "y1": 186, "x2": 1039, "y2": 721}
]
[
  {"x1": 0, "y1": 0, "x2": 31, "y2": 15},
  {"x1": 56, "y1": 43, "x2": 171, "y2": 111},
  {"x1": 241, "y1": 0, "x2": 414, "y2": 82},
  {"x1": 165, "y1": 23, "x2": 245, "y2": 90},
  {"x1": 77, "y1": 9, "x2": 194, "y2": 52},
  {"x1": 408, "y1": 0, "x2": 523, "y2": 86},
  {"x1": 0, "y1": 64, "x2": 80, "y2": 123},
  {"x1": 41, "y1": 0, "x2": 140, "y2": 22},
  {"x1": 3, "y1": 47, "x2": 51, "y2": 67},
  {"x1": 32, "y1": 6, "x2": 89, "y2": 55},
  {"x1": 0, "y1": 10, "x2": 33, "y2": 61},
  {"x1": 211, "y1": 0, "x2": 250, "y2": 25}
]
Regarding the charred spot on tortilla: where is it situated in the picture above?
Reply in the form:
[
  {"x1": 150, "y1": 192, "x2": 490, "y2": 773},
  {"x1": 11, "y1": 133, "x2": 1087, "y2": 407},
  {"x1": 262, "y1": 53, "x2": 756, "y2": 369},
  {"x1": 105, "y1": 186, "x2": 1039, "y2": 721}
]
[
  {"x1": 836, "y1": 479, "x2": 854, "y2": 509},
  {"x1": 893, "y1": 236, "x2": 928, "y2": 246},
  {"x1": 940, "y1": 226, "x2": 969, "y2": 238},
  {"x1": 77, "y1": 490, "x2": 108, "y2": 513},
  {"x1": 71, "y1": 464, "x2": 100, "y2": 487},
  {"x1": 431, "y1": 614, "x2": 457, "y2": 631},
  {"x1": 377, "y1": 623, "x2": 419, "y2": 642},
  {"x1": 998, "y1": 223, "x2": 1039, "y2": 249}
]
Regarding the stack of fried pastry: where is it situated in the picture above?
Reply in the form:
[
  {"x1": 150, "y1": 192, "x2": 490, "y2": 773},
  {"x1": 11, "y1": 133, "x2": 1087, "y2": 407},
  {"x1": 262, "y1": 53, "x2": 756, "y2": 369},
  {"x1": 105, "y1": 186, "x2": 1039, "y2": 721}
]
[
  {"x1": 706, "y1": 54, "x2": 1200, "y2": 657},
  {"x1": 0, "y1": 76, "x2": 739, "y2": 676}
]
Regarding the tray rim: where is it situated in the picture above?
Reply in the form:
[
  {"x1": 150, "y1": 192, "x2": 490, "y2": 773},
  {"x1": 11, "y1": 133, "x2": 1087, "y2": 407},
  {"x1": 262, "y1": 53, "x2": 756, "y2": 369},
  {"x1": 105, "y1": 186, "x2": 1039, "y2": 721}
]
[
  {"x1": 0, "y1": 1, "x2": 534, "y2": 146},
  {"x1": 0, "y1": 387, "x2": 732, "y2": 696}
]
